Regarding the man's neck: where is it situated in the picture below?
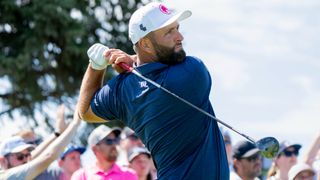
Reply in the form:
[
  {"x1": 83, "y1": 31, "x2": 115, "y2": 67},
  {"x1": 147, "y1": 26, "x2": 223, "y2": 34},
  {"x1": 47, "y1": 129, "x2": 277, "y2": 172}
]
[
  {"x1": 276, "y1": 169, "x2": 288, "y2": 180},
  {"x1": 137, "y1": 52, "x2": 157, "y2": 66},
  {"x1": 96, "y1": 160, "x2": 114, "y2": 172},
  {"x1": 237, "y1": 171, "x2": 256, "y2": 180}
]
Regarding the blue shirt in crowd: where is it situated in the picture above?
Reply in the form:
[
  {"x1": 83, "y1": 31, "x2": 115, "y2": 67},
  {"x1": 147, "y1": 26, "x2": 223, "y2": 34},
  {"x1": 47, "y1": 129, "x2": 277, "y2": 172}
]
[{"x1": 91, "y1": 56, "x2": 229, "y2": 179}]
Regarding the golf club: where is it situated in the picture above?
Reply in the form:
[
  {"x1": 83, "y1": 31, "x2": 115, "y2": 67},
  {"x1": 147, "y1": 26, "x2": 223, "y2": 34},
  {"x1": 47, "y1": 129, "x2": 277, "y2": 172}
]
[{"x1": 118, "y1": 62, "x2": 279, "y2": 158}]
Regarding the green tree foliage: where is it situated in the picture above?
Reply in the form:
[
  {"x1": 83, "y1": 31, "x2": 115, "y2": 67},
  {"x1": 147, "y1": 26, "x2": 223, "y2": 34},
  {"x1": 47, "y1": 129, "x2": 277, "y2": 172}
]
[{"x1": 0, "y1": 0, "x2": 148, "y2": 128}]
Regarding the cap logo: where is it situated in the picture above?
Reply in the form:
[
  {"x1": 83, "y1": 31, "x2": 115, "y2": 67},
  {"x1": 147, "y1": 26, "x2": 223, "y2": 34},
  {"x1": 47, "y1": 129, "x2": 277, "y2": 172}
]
[
  {"x1": 159, "y1": 4, "x2": 170, "y2": 15},
  {"x1": 139, "y1": 24, "x2": 147, "y2": 31}
]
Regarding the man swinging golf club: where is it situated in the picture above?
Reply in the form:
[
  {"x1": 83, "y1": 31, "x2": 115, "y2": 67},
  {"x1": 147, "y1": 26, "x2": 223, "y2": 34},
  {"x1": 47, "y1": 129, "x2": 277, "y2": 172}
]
[{"x1": 77, "y1": 2, "x2": 230, "y2": 179}]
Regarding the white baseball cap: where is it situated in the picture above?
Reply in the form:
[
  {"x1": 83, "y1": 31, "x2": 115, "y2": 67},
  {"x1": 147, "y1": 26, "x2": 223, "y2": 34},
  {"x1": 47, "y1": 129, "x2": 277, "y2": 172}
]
[
  {"x1": 0, "y1": 136, "x2": 35, "y2": 157},
  {"x1": 88, "y1": 125, "x2": 121, "y2": 147},
  {"x1": 288, "y1": 163, "x2": 315, "y2": 180},
  {"x1": 128, "y1": 2, "x2": 192, "y2": 44}
]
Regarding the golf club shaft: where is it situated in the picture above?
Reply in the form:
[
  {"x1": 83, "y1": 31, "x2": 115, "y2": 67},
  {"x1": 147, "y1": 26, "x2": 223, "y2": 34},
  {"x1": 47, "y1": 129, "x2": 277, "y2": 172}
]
[{"x1": 118, "y1": 62, "x2": 256, "y2": 144}]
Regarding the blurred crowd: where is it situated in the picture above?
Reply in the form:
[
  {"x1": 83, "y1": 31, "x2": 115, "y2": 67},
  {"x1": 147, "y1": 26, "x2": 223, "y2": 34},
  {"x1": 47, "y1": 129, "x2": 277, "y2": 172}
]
[
  {"x1": 223, "y1": 128, "x2": 320, "y2": 180},
  {"x1": 0, "y1": 105, "x2": 319, "y2": 180}
]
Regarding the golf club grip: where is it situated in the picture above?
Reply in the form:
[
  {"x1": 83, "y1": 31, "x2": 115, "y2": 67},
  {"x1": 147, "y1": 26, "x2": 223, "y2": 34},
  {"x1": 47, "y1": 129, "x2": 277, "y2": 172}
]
[{"x1": 118, "y1": 62, "x2": 133, "y2": 72}]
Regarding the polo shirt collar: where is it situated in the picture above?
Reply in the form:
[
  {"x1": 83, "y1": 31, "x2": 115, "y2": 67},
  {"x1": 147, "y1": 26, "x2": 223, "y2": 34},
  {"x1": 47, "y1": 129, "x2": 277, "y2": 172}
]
[
  {"x1": 135, "y1": 62, "x2": 168, "y2": 75},
  {"x1": 91, "y1": 163, "x2": 122, "y2": 175}
]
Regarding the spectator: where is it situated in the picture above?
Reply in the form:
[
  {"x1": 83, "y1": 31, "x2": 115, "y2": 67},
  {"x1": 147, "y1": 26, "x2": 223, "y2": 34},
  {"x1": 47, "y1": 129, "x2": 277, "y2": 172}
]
[
  {"x1": 118, "y1": 127, "x2": 144, "y2": 167},
  {"x1": 288, "y1": 163, "x2": 315, "y2": 180},
  {"x1": 0, "y1": 109, "x2": 81, "y2": 180},
  {"x1": 230, "y1": 140, "x2": 262, "y2": 180},
  {"x1": 222, "y1": 129, "x2": 233, "y2": 171},
  {"x1": 128, "y1": 147, "x2": 154, "y2": 180},
  {"x1": 71, "y1": 125, "x2": 137, "y2": 180},
  {"x1": 301, "y1": 131, "x2": 320, "y2": 180},
  {"x1": 0, "y1": 136, "x2": 35, "y2": 169},
  {"x1": 58, "y1": 144, "x2": 86, "y2": 180},
  {"x1": 35, "y1": 144, "x2": 86, "y2": 180},
  {"x1": 267, "y1": 141, "x2": 301, "y2": 180}
]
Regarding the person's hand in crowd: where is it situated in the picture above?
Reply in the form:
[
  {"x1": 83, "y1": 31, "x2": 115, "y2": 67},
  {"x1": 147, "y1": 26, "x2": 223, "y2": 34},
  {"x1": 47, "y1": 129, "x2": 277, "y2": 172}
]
[{"x1": 55, "y1": 104, "x2": 68, "y2": 134}]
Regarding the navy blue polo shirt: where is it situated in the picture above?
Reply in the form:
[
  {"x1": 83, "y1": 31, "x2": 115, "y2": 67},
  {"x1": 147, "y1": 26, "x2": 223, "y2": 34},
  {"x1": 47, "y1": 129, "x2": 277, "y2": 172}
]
[{"x1": 91, "y1": 56, "x2": 229, "y2": 179}]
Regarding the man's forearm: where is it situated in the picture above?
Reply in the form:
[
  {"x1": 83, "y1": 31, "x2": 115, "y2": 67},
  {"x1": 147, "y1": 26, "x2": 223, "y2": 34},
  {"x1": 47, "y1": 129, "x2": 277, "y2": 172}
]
[
  {"x1": 304, "y1": 132, "x2": 320, "y2": 165},
  {"x1": 25, "y1": 116, "x2": 81, "y2": 180},
  {"x1": 78, "y1": 64, "x2": 105, "y2": 118}
]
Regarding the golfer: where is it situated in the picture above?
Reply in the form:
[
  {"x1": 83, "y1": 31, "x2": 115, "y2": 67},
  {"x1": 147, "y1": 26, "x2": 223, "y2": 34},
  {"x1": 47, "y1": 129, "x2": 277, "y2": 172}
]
[{"x1": 77, "y1": 2, "x2": 229, "y2": 179}]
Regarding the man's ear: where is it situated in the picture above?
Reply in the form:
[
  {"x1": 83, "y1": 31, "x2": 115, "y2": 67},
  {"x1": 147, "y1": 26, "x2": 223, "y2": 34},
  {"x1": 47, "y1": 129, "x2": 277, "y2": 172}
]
[
  {"x1": 138, "y1": 38, "x2": 154, "y2": 53},
  {"x1": 92, "y1": 146, "x2": 98, "y2": 155},
  {"x1": 233, "y1": 159, "x2": 239, "y2": 168}
]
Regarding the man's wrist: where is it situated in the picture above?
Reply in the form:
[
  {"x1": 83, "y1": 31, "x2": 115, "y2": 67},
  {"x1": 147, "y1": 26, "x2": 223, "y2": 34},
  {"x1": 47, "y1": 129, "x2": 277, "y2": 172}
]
[{"x1": 54, "y1": 132, "x2": 61, "y2": 137}]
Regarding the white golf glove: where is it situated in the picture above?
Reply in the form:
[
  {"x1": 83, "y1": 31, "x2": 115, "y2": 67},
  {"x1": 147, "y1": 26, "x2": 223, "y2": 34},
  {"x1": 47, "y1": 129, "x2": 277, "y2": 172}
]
[{"x1": 87, "y1": 43, "x2": 109, "y2": 70}]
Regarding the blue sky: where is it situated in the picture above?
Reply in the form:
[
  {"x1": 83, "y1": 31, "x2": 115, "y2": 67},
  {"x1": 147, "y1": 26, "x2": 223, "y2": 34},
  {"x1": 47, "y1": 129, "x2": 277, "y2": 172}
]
[{"x1": 165, "y1": 0, "x2": 320, "y2": 156}]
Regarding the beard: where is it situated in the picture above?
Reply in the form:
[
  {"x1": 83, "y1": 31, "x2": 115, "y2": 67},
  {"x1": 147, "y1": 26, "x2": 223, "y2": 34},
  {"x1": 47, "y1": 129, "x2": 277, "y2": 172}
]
[
  {"x1": 152, "y1": 41, "x2": 186, "y2": 65},
  {"x1": 104, "y1": 147, "x2": 118, "y2": 162}
]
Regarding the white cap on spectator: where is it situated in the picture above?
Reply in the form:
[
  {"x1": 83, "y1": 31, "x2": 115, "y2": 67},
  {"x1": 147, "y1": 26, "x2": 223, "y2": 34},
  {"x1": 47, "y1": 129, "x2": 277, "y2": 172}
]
[
  {"x1": 128, "y1": 2, "x2": 192, "y2": 44},
  {"x1": 0, "y1": 136, "x2": 34, "y2": 156},
  {"x1": 88, "y1": 125, "x2": 121, "y2": 147},
  {"x1": 288, "y1": 163, "x2": 315, "y2": 180}
]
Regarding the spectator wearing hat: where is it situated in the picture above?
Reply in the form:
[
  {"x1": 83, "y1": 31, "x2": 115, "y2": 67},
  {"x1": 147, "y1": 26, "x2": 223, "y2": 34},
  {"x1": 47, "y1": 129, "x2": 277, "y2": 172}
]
[
  {"x1": 118, "y1": 127, "x2": 144, "y2": 167},
  {"x1": 267, "y1": 141, "x2": 301, "y2": 180},
  {"x1": 303, "y1": 132, "x2": 320, "y2": 180},
  {"x1": 230, "y1": 140, "x2": 262, "y2": 180},
  {"x1": 0, "y1": 109, "x2": 81, "y2": 180},
  {"x1": 35, "y1": 144, "x2": 86, "y2": 180},
  {"x1": 288, "y1": 163, "x2": 315, "y2": 180},
  {"x1": 58, "y1": 144, "x2": 86, "y2": 179},
  {"x1": 71, "y1": 125, "x2": 137, "y2": 180},
  {"x1": 0, "y1": 136, "x2": 35, "y2": 169},
  {"x1": 128, "y1": 147, "x2": 154, "y2": 180}
]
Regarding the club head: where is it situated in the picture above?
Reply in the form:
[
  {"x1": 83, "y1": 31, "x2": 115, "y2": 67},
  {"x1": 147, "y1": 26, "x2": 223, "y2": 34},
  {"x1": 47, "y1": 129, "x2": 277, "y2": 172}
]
[{"x1": 256, "y1": 137, "x2": 280, "y2": 158}]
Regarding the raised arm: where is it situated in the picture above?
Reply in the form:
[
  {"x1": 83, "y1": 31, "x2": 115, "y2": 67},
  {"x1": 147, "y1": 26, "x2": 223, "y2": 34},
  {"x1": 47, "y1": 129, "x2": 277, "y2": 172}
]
[
  {"x1": 303, "y1": 131, "x2": 320, "y2": 165},
  {"x1": 78, "y1": 44, "x2": 136, "y2": 123},
  {"x1": 31, "y1": 104, "x2": 68, "y2": 159},
  {"x1": 77, "y1": 64, "x2": 107, "y2": 123},
  {"x1": 2, "y1": 109, "x2": 81, "y2": 180}
]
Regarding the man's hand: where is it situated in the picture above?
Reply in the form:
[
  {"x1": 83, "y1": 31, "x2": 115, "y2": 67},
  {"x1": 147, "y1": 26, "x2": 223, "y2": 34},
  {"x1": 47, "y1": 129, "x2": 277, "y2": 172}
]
[
  {"x1": 105, "y1": 49, "x2": 136, "y2": 73},
  {"x1": 87, "y1": 43, "x2": 136, "y2": 73},
  {"x1": 55, "y1": 104, "x2": 68, "y2": 134},
  {"x1": 87, "y1": 43, "x2": 110, "y2": 70}
]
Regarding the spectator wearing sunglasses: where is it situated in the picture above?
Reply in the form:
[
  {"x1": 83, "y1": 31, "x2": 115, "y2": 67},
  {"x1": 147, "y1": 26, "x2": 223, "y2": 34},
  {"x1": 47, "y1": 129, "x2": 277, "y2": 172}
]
[
  {"x1": 0, "y1": 108, "x2": 81, "y2": 180},
  {"x1": 0, "y1": 136, "x2": 35, "y2": 169},
  {"x1": 71, "y1": 125, "x2": 138, "y2": 180},
  {"x1": 267, "y1": 141, "x2": 301, "y2": 180},
  {"x1": 230, "y1": 140, "x2": 262, "y2": 180},
  {"x1": 35, "y1": 144, "x2": 86, "y2": 180},
  {"x1": 118, "y1": 127, "x2": 144, "y2": 167}
]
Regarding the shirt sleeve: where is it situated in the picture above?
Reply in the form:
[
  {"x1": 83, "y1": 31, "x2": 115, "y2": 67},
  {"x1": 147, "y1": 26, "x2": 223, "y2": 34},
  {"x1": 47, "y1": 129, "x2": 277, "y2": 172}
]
[{"x1": 90, "y1": 77, "x2": 123, "y2": 121}]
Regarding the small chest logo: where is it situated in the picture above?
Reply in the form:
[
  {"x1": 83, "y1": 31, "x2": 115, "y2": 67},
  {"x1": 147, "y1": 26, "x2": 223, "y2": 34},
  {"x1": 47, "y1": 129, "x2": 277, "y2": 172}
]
[
  {"x1": 159, "y1": 4, "x2": 170, "y2": 15},
  {"x1": 139, "y1": 81, "x2": 148, "y2": 88}
]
